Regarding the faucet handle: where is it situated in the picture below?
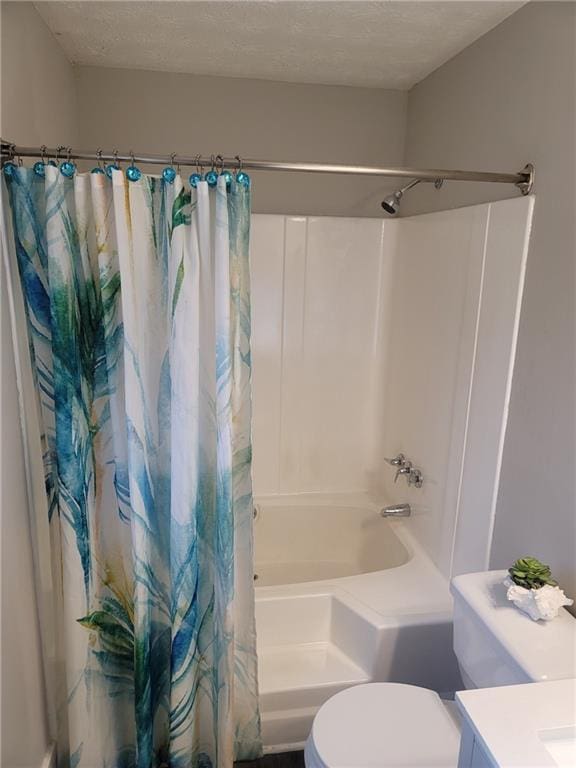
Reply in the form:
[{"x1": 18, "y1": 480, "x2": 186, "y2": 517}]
[
  {"x1": 394, "y1": 462, "x2": 412, "y2": 482},
  {"x1": 385, "y1": 453, "x2": 406, "y2": 467},
  {"x1": 408, "y1": 468, "x2": 423, "y2": 488}
]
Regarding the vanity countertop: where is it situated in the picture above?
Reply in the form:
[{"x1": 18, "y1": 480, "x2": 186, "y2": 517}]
[{"x1": 456, "y1": 678, "x2": 576, "y2": 767}]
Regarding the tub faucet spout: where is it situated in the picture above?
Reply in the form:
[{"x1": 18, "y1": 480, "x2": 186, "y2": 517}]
[{"x1": 380, "y1": 503, "x2": 411, "y2": 517}]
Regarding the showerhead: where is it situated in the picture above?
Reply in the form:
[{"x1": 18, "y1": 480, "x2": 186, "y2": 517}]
[
  {"x1": 380, "y1": 178, "x2": 443, "y2": 216},
  {"x1": 381, "y1": 190, "x2": 403, "y2": 216},
  {"x1": 381, "y1": 178, "x2": 421, "y2": 216}
]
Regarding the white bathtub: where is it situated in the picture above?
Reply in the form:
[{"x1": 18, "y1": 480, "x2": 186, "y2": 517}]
[
  {"x1": 254, "y1": 501, "x2": 409, "y2": 586},
  {"x1": 253, "y1": 494, "x2": 463, "y2": 753}
]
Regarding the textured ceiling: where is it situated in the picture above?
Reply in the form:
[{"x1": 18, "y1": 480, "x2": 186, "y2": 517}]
[{"x1": 36, "y1": 1, "x2": 525, "y2": 90}]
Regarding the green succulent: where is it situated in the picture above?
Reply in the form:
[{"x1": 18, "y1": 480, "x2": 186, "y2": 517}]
[{"x1": 508, "y1": 557, "x2": 557, "y2": 590}]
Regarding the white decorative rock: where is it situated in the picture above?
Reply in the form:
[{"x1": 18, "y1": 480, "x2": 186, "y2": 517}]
[{"x1": 505, "y1": 578, "x2": 574, "y2": 621}]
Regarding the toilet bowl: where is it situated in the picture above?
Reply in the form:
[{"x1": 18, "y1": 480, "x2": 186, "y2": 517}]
[
  {"x1": 304, "y1": 571, "x2": 576, "y2": 767},
  {"x1": 304, "y1": 682, "x2": 460, "y2": 768}
]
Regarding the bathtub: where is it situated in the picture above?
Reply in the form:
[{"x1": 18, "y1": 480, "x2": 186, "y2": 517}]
[
  {"x1": 254, "y1": 502, "x2": 409, "y2": 586},
  {"x1": 253, "y1": 494, "x2": 463, "y2": 753}
]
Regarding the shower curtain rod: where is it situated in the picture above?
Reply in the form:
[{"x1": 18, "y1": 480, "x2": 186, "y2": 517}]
[{"x1": 0, "y1": 142, "x2": 534, "y2": 193}]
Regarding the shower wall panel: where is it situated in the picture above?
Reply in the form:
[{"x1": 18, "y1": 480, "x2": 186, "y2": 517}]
[
  {"x1": 375, "y1": 205, "x2": 490, "y2": 576},
  {"x1": 250, "y1": 215, "x2": 387, "y2": 495},
  {"x1": 376, "y1": 197, "x2": 533, "y2": 577}
]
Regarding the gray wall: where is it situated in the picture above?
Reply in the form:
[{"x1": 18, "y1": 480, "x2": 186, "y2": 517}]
[
  {"x1": 74, "y1": 66, "x2": 406, "y2": 217},
  {"x1": 1, "y1": 2, "x2": 79, "y2": 764},
  {"x1": 1, "y1": 1, "x2": 78, "y2": 146},
  {"x1": 404, "y1": 2, "x2": 576, "y2": 598}
]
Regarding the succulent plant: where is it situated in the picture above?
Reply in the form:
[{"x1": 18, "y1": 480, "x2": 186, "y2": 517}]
[{"x1": 508, "y1": 557, "x2": 557, "y2": 590}]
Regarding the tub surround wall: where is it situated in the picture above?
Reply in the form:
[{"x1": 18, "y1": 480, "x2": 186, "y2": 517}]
[
  {"x1": 251, "y1": 198, "x2": 533, "y2": 579},
  {"x1": 376, "y1": 205, "x2": 488, "y2": 574},
  {"x1": 251, "y1": 215, "x2": 387, "y2": 495},
  {"x1": 377, "y1": 198, "x2": 533, "y2": 577}
]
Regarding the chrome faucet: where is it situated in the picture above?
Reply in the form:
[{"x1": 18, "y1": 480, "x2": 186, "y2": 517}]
[
  {"x1": 385, "y1": 453, "x2": 406, "y2": 468},
  {"x1": 386, "y1": 452, "x2": 423, "y2": 488},
  {"x1": 380, "y1": 503, "x2": 411, "y2": 517},
  {"x1": 394, "y1": 461, "x2": 413, "y2": 483}
]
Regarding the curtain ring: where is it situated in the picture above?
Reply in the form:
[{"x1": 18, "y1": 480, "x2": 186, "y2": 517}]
[
  {"x1": 60, "y1": 147, "x2": 76, "y2": 177},
  {"x1": 189, "y1": 154, "x2": 204, "y2": 188},
  {"x1": 206, "y1": 154, "x2": 218, "y2": 187},
  {"x1": 126, "y1": 151, "x2": 142, "y2": 182},
  {"x1": 90, "y1": 148, "x2": 106, "y2": 175},
  {"x1": 216, "y1": 154, "x2": 225, "y2": 174},
  {"x1": 105, "y1": 149, "x2": 120, "y2": 178},
  {"x1": 2, "y1": 143, "x2": 18, "y2": 177},
  {"x1": 34, "y1": 145, "x2": 47, "y2": 176},
  {"x1": 235, "y1": 155, "x2": 250, "y2": 188},
  {"x1": 162, "y1": 153, "x2": 177, "y2": 183}
]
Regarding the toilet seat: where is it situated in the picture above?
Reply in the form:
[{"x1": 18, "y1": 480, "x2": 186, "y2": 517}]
[{"x1": 304, "y1": 683, "x2": 461, "y2": 768}]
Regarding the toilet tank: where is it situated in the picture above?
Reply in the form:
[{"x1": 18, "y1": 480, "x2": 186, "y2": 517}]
[{"x1": 450, "y1": 570, "x2": 576, "y2": 689}]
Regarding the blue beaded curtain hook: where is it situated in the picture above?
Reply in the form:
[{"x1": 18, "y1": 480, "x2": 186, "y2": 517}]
[
  {"x1": 126, "y1": 151, "x2": 141, "y2": 182},
  {"x1": 105, "y1": 149, "x2": 120, "y2": 178},
  {"x1": 236, "y1": 171, "x2": 251, "y2": 188},
  {"x1": 162, "y1": 153, "x2": 177, "y2": 184},
  {"x1": 217, "y1": 154, "x2": 232, "y2": 191},
  {"x1": 162, "y1": 166, "x2": 176, "y2": 183},
  {"x1": 189, "y1": 154, "x2": 203, "y2": 188},
  {"x1": 2, "y1": 143, "x2": 17, "y2": 178},
  {"x1": 235, "y1": 155, "x2": 250, "y2": 189},
  {"x1": 91, "y1": 148, "x2": 106, "y2": 175},
  {"x1": 205, "y1": 155, "x2": 218, "y2": 188},
  {"x1": 33, "y1": 145, "x2": 47, "y2": 177},
  {"x1": 3, "y1": 161, "x2": 17, "y2": 178},
  {"x1": 60, "y1": 146, "x2": 76, "y2": 178},
  {"x1": 221, "y1": 169, "x2": 233, "y2": 190}
]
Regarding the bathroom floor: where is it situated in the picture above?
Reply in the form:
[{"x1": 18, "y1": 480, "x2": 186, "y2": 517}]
[{"x1": 236, "y1": 751, "x2": 305, "y2": 768}]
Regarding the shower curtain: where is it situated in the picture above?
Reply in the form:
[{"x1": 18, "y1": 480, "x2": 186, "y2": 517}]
[{"x1": 2, "y1": 165, "x2": 261, "y2": 767}]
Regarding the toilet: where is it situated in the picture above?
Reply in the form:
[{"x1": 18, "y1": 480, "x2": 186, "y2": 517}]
[{"x1": 304, "y1": 570, "x2": 576, "y2": 767}]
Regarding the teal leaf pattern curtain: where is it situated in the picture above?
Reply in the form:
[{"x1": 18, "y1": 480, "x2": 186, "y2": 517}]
[{"x1": 3, "y1": 165, "x2": 262, "y2": 767}]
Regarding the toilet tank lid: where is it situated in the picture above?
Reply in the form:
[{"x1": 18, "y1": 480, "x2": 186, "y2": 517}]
[{"x1": 450, "y1": 571, "x2": 576, "y2": 682}]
